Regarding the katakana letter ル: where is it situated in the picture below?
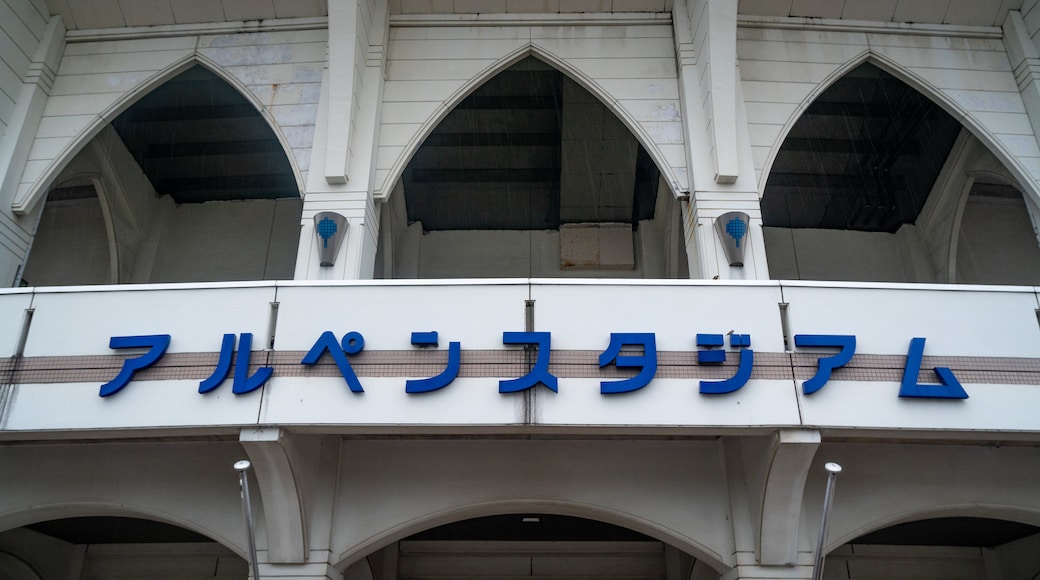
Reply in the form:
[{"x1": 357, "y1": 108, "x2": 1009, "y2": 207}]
[
  {"x1": 697, "y1": 333, "x2": 754, "y2": 394},
  {"x1": 500, "y1": 331, "x2": 557, "y2": 393},
  {"x1": 598, "y1": 333, "x2": 657, "y2": 394},
  {"x1": 100, "y1": 334, "x2": 171, "y2": 397},
  {"x1": 406, "y1": 331, "x2": 461, "y2": 393},
  {"x1": 198, "y1": 333, "x2": 273, "y2": 395},
  {"x1": 794, "y1": 334, "x2": 856, "y2": 394},
  {"x1": 301, "y1": 330, "x2": 365, "y2": 393}
]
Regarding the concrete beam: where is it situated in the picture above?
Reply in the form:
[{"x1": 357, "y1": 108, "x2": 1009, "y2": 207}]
[
  {"x1": 758, "y1": 429, "x2": 821, "y2": 566},
  {"x1": 240, "y1": 427, "x2": 308, "y2": 563}
]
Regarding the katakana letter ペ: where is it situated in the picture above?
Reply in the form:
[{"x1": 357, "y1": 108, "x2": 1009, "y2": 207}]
[{"x1": 301, "y1": 330, "x2": 365, "y2": 392}]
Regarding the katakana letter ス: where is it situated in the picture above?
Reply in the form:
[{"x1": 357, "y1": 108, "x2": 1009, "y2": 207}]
[
  {"x1": 697, "y1": 333, "x2": 754, "y2": 394},
  {"x1": 100, "y1": 334, "x2": 171, "y2": 397},
  {"x1": 300, "y1": 330, "x2": 365, "y2": 393},
  {"x1": 898, "y1": 337, "x2": 968, "y2": 399},
  {"x1": 599, "y1": 333, "x2": 657, "y2": 394},
  {"x1": 500, "y1": 331, "x2": 557, "y2": 393},
  {"x1": 794, "y1": 334, "x2": 856, "y2": 394},
  {"x1": 198, "y1": 333, "x2": 273, "y2": 395},
  {"x1": 406, "y1": 331, "x2": 461, "y2": 393}
]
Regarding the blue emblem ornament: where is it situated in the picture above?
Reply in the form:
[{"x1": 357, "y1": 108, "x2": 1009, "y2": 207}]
[
  {"x1": 316, "y1": 216, "x2": 338, "y2": 248},
  {"x1": 725, "y1": 217, "x2": 746, "y2": 248}
]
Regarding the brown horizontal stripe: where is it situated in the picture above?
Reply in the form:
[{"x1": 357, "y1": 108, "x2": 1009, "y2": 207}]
[{"x1": 2, "y1": 350, "x2": 1040, "y2": 387}]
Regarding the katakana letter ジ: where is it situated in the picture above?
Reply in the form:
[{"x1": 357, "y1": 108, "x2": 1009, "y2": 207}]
[
  {"x1": 301, "y1": 330, "x2": 365, "y2": 393},
  {"x1": 198, "y1": 333, "x2": 273, "y2": 395},
  {"x1": 697, "y1": 333, "x2": 754, "y2": 394},
  {"x1": 899, "y1": 337, "x2": 967, "y2": 399},
  {"x1": 406, "y1": 331, "x2": 461, "y2": 393},
  {"x1": 100, "y1": 334, "x2": 171, "y2": 397},
  {"x1": 500, "y1": 331, "x2": 557, "y2": 393},
  {"x1": 794, "y1": 334, "x2": 856, "y2": 394},
  {"x1": 599, "y1": 333, "x2": 657, "y2": 394}
]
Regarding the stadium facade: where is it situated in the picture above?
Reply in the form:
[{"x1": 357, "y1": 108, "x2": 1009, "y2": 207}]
[{"x1": 0, "y1": 1, "x2": 1040, "y2": 579}]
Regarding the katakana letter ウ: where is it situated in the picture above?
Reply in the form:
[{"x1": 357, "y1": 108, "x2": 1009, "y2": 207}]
[
  {"x1": 100, "y1": 334, "x2": 171, "y2": 397},
  {"x1": 198, "y1": 333, "x2": 273, "y2": 395},
  {"x1": 500, "y1": 331, "x2": 557, "y2": 393},
  {"x1": 300, "y1": 330, "x2": 365, "y2": 393},
  {"x1": 406, "y1": 331, "x2": 461, "y2": 394},
  {"x1": 899, "y1": 337, "x2": 967, "y2": 399},
  {"x1": 794, "y1": 334, "x2": 856, "y2": 394},
  {"x1": 599, "y1": 333, "x2": 657, "y2": 394},
  {"x1": 697, "y1": 333, "x2": 754, "y2": 394}
]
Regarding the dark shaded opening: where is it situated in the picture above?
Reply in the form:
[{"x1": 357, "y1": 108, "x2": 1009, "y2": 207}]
[
  {"x1": 853, "y1": 517, "x2": 1040, "y2": 548},
  {"x1": 763, "y1": 62, "x2": 962, "y2": 233}
]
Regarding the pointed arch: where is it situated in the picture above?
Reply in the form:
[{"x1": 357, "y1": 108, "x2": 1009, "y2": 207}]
[
  {"x1": 377, "y1": 43, "x2": 685, "y2": 202},
  {"x1": 758, "y1": 50, "x2": 1040, "y2": 210},
  {"x1": 332, "y1": 499, "x2": 730, "y2": 575},
  {"x1": 13, "y1": 52, "x2": 305, "y2": 216}
]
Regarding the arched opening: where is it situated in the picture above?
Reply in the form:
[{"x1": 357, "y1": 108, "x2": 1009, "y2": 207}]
[
  {"x1": 375, "y1": 56, "x2": 689, "y2": 279},
  {"x1": 20, "y1": 64, "x2": 302, "y2": 286},
  {"x1": 0, "y1": 516, "x2": 246, "y2": 579},
  {"x1": 354, "y1": 513, "x2": 716, "y2": 580},
  {"x1": 954, "y1": 180, "x2": 1040, "y2": 285},
  {"x1": 825, "y1": 517, "x2": 1040, "y2": 579},
  {"x1": 760, "y1": 62, "x2": 1040, "y2": 284}
]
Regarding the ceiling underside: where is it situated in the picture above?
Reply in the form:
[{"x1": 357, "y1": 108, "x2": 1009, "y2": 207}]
[
  {"x1": 402, "y1": 56, "x2": 659, "y2": 231},
  {"x1": 761, "y1": 62, "x2": 963, "y2": 233},
  {"x1": 43, "y1": 0, "x2": 1020, "y2": 30},
  {"x1": 110, "y1": 65, "x2": 297, "y2": 204}
]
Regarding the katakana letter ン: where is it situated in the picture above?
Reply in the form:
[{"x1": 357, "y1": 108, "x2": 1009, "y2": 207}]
[
  {"x1": 794, "y1": 334, "x2": 856, "y2": 394},
  {"x1": 500, "y1": 331, "x2": 557, "y2": 393},
  {"x1": 697, "y1": 333, "x2": 754, "y2": 395},
  {"x1": 406, "y1": 331, "x2": 461, "y2": 394},
  {"x1": 100, "y1": 334, "x2": 171, "y2": 397},
  {"x1": 198, "y1": 333, "x2": 273, "y2": 395},
  {"x1": 898, "y1": 337, "x2": 968, "y2": 399},
  {"x1": 300, "y1": 330, "x2": 365, "y2": 393},
  {"x1": 598, "y1": 333, "x2": 657, "y2": 394}
]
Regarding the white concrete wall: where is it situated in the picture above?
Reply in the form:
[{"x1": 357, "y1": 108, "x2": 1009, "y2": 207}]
[{"x1": 0, "y1": 0, "x2": 49, "y2": 136}]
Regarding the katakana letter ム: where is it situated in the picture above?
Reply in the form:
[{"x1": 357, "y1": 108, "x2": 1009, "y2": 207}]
[
  {"x1": 899, "y1": 337, "x2": 967, "y2": 399},
  {"x1": 599, "y1": 333, "x2": 657, "y2": 394},
  {"x1": 100, "y1": 334, "x2": 171, "y2": 397},
  {"x1": 301, "y1": 330, "x2": 365, "y2": 393},
  {"x1": 198, "y1": 333, "x2": 273, "y2": 395},
  {"x1": 697, "y1": 333, "x2": 754, "y2": 394},
  {"x1": 794, "y1": 334, "x2": 856, "y2": 394},
  {"x1": 406, "y1": 331, "x2": 461, "y2": 393},
  {"x1": 500, "y1": 331, "x2": 557, "y2": 393}
]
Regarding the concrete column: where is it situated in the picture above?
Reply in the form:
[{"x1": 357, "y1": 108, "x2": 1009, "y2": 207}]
[
  {"x1": 673, "y1": 0, "x2": 770, "y2": 280},
  {"x1": 297, "y1": 0, "x2": 387, "y2": 280}
]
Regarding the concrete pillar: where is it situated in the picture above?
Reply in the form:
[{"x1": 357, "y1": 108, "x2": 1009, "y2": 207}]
[{"x1": 297, "y1": 0, "x2": 387, "y2": 280}]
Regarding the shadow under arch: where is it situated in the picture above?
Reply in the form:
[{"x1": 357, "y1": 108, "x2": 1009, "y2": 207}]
[
  {"x1": 332, "y1": 499, "x2": 730, "y2": 575},
  {"x1": 0, "y1": 502, "x2": 248, "y2": 560},
  {"x1": 826, "y1": 503, "x2": 1040, "y2": 553},
  {"x1": 377, "y1": 43, "x2": 686, "y2": 203},
  {"x1": 14, "y1": 52, "x2": 305, "y2": 216},
  {"x1": 757, "y1": 50, "x2": 1040, "y2": 211}
]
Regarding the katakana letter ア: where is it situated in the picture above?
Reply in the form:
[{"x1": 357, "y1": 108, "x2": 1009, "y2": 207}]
[
  {"x1": 100, "y1": 334, "x2": 171, "y2": 397},
  {"x1": 198, "y1": 333, "x2": 273, "y2": 395},
  {"x1": 500, "y1": 331, "x2": 557, "y2": 393},
  {"x1": 794, "y1": 334, "x2": 856, "y2": 394},
  {"x1": 599, "y1": 333, "x2": 657, "y2": 394},
  {"x1": 406, "y1": 331, "x2": 461, "y2": 394},
  {"x1": 898, "y1": 337, "x2": 968, "y2": 399},
  {"x1": 697, "y1": 333, "x2": 754, "y2": 394},
  {"x1": 300, "y1": 330, "x2": 365, "y2": 393}
]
